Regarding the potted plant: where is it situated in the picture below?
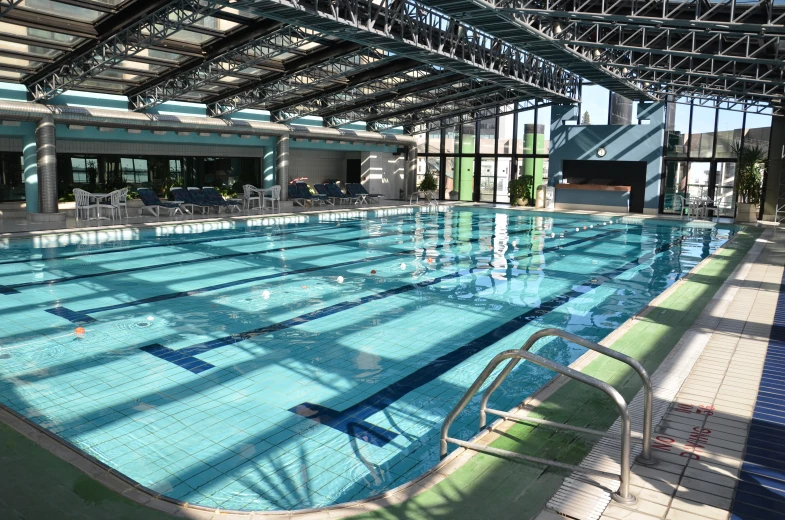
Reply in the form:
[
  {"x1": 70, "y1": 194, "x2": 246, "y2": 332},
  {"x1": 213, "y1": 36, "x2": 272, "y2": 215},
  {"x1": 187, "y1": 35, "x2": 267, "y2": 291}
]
[
  {"x1": 418, "y1": 170, "x2": 437, "y2": 198},
  {"x1": 508, "y1": 174, "x2": 533, "y2": 206},
  {"x1": 733, "y1": 142, "x2": 767, "y2": 223}
]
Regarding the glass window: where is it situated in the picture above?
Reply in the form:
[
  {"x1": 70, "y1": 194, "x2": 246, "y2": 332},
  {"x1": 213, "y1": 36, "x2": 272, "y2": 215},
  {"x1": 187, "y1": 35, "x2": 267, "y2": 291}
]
[
  {"x1": 427, "y1": 129, "x2": 441, "y2": 154},
  {"x1": 19, "y1": 0, "x2": 105, "y2": 22},
  {"x1": 497, "y1": 110, "x2": 514, "y2": 154},
  {"x1": 536, "y1": 105, "x2": 551, "y2": 154},
  {"x1": 580, "y1": 84, "x2": 610, "y2": 125},
  {"x1": 456, "y1": 156, "x2": 474, "y2": 201},
  {"x1": 666, "y1": 99, "x2": 690, "y2": 157},
  {"x1": 478, "y1": 117, "x2": 496, "y2": 154},
  {"x1": 715, "y1": 109, "x2": 744, "y2": 158},
  {"x1": 515, "y1": 109, "x2": 535, "y2": 156},
  {"x1": 744, "y1": 110, "x2": 772, "y2": 155},
  {"x1": 460, "y1": 122, "x2": 476, "y2": 155},
  {"x1": 686, "y1": 161, "x2": 712, "y2": 198},
  {"x1": 444, "y1": 126, "x2": 457, "y2": 154},
  {"x1": 71, "y1": 157, "x2": 88, "y2": 183},
  {"x1": 662, "y1": 161, "x2": 688, "y2": 214},
  {"x1": 690, "y1": 105, "x2": 716, "y2": 158},
  {"x1": 426, "y1": 157, "x2": 440, "y2": 194},
  {"x1": 416, "y1": 132, "x2": 426, "y2": 154},
  {"x1": 714, "y1": 162, "x2": 736, "y2": 217}
]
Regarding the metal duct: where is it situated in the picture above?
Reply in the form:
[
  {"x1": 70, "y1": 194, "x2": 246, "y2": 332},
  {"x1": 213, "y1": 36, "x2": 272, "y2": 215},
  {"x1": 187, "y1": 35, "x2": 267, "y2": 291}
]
[
  {"x1": 276, "y1": 135, "x2": 289, "y2": 201},
  {"x1": 35, "y1": 114, "x2": 57, "y2": 213},
  {"x1": 0, "y1": 99, "x2": 416, "y2": 147}
]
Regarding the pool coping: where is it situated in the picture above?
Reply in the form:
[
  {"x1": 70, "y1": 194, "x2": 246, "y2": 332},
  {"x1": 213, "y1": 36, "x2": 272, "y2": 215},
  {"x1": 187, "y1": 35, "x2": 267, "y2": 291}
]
[
  {"x1": 0, "y1": 217, "x2": 755, "y2": 519},
  {"x1": 0, "y1": 201, "x2": 731, "y2": 242}
]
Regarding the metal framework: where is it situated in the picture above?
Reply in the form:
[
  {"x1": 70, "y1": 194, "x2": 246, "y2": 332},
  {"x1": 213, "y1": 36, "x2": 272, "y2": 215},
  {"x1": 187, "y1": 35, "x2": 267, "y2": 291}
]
[
  {"x1": 226, "y1": 0, "x2": 581, "y2": 102},
  {"x1": 208, "y1": 47, "x2": 394, "y2": 117},
  {"x1": 490, "y1": 0, "x2": 785, "y2": 105},
  {"x1": 29, "y1": 0, "x2": 223, "y2": 102},
  {"x1": 0, "y1": 0, "x2": 22, "y2": 21},
  {"x1": 131, "y1": 25, "x2": 322, "y2": 111}
]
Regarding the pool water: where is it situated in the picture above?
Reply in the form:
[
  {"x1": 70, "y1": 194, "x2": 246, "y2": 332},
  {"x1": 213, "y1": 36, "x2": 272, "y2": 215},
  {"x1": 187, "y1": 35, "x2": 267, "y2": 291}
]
[{"x1": 0, "y1": 208, "x2": 734, "y2": 511}]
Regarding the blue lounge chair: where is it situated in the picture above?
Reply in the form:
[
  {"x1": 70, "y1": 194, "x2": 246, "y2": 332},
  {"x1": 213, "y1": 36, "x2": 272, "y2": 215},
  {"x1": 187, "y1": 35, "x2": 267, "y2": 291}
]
[
  {"x1": 324, "y1": 182, "x2": 357, "y2": 205},
  {"x1": 137, "y1": 188, "x2": 183, "y2": 217},
  {"x1": 313, "y1": 184, "x2": 335, "y2": 205},
  {"x1": 202, "y1": 187, "x2": 241, "y2": 213},
  {"x1": 288, "y1": 183, "x2": 307, "y2": 206},
  {"x1": 296, "y1": 182, "x2": 327, "y2": 206},
  {"x1": 347, "y1": 183, "x2": 383, "y2": 204},
  {"x1": 171, "y1": 187, "x2": 211, "y2": 214}
]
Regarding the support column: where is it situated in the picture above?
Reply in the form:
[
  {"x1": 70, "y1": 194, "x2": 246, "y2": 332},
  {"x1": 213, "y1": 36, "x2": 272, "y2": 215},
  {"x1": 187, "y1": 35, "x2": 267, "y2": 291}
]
[
  {"x1": 263, "y1": 146, "x2": 275, "y2": 188},
  {"x1": 406, "y1": 145, "x2": 417, "y2": 198},
  {"x1": 35, "y1": 115, "x2": 58, "y2": 214},
  {"x1": 22, "y1": 133, "x2": 39, "y2": 214},
  {"x1": 276, "y1": 135, "x2": 289, "y2": 201}
]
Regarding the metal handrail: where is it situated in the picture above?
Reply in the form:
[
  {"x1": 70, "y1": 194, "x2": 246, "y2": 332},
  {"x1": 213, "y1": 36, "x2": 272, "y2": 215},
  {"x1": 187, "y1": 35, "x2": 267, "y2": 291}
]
[
  {"x1": 479, "y1": 328, "x2": 655, "y2": 466},
  {"x1": 440, "y1": 328, "x2": 656, "y2": 505}
]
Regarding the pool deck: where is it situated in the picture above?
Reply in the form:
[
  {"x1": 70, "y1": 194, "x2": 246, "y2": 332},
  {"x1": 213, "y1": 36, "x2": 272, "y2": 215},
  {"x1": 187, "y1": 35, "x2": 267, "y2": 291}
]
[{"x1": 0, "y1": 208, "x2": 778, "y2": 520}]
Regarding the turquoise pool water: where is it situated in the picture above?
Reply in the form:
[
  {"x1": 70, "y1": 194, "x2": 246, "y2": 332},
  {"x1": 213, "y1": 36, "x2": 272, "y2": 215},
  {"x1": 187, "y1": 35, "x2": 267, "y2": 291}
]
[{"x1": 0, "y1": 208, "x2": 734, "y2": 511}]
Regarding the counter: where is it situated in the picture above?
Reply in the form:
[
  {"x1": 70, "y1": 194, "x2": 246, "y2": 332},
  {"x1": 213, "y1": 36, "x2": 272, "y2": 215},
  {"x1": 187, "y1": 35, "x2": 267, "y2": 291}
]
[{"x1": 554, "y1": 184, "x2": 630, "y2": 212}]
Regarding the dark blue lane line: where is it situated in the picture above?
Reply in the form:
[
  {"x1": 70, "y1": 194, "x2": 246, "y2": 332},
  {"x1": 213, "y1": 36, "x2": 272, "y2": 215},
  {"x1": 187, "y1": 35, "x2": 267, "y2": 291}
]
[
  {"x1": 45, "y1": 221, "x2": 552, "y2": 323},
  {"x1": 731, "y1": 266, "x2": 785, "y2": 520},
  {"x1": 290, "y1": 235, "x2": 686, "y2": 446},
  {"x1": 141, "y1": 232, "x2": 682, "y2": 447},
  {"x1": 138, "y1": 228, "x2": 628, "y2": 372}
]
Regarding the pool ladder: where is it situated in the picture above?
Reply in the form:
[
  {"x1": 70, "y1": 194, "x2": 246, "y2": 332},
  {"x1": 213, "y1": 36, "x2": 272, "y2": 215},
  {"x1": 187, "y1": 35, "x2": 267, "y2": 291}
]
[{"x1": 440, "y1": 328, "x2": 656, "y2": 505}]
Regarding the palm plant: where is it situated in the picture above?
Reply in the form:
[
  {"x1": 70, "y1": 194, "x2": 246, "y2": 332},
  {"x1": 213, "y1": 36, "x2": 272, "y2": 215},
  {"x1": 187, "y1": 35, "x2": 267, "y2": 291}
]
[{"x1": 732, "y1": 142, "x2": 767, "y2": 205}]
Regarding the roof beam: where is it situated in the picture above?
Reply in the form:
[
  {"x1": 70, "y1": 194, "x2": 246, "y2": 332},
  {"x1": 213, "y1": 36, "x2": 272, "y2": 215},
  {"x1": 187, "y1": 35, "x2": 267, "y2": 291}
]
[
  {"x1": 225, "y1": 0, "x2": 581, "y2": 102},
  {"x1": 27, "y1": 0, "x2": 225, "y2": 102},
  {"x1": 209, "y1": 46, "x2": 395, "y2": 117},
  {"x1": 130, "y1": 25, "x2": 322, "y2": 111},
  {"x1": 0, "y1": 0, "x2": 24, "y2": 21}
]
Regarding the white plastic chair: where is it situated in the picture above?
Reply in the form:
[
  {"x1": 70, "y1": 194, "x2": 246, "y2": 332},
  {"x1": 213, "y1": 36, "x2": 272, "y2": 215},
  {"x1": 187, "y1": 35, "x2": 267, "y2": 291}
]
[
  {"x1": 115, "y1": 187, "x2": 129, "y2": 218},
  {"x1": 96, "y1": 190, "x2": 119, "y2": 220},
  {"x1": 73, "y1": 188, "x2": 97, "y2": 221},
  {"x1": 262, "y1": 185, "x2": 281, "y2": 213},
  {"x1": 243, "y1": 184, "x2": 262, "y2": 211}
]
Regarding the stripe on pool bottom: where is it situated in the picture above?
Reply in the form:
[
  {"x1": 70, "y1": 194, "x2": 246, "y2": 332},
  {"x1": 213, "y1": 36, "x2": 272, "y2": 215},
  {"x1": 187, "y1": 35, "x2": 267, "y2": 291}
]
[
  {"x1": 44, "y1": 220, "x2": 546, "y2": 323},
  {"x1": 140, "y1": 232, "x2": 681, "y2": 447}
]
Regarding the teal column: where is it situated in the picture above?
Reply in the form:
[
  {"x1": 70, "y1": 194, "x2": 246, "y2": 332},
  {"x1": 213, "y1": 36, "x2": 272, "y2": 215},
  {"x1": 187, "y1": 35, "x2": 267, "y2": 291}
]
[
  {"x1": 263, "y1": 147, "x2": 275, "y2": 188},
  {"x1": 22, "y1": 133, "x2": 39, "y2": 213}
]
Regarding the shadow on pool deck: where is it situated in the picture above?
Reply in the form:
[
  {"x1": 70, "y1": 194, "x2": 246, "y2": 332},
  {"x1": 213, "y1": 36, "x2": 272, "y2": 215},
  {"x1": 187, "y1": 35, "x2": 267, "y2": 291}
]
[{"x1": 0, "y1": 227, "x2": 763, "y2": 520}]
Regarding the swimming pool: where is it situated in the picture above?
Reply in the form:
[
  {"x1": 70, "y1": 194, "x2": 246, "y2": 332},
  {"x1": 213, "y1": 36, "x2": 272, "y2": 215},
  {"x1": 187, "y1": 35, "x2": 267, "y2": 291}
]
[{"x1": 0, "y1": 207, "x2": 735, "y2": 511}]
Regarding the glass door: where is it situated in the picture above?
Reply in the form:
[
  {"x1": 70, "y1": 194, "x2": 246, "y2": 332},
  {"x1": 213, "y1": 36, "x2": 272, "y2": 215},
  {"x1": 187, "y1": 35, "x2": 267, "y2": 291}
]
[
  {"x1": 685, "y1": 161, "x2": 712, "y2": 200},
  {"x1": 479, "y1": 158, "x2": 495, "y2": 202},
  {"x1": 713, "y1": 162, "x2": 736, "y2": 217},
  {"x1": 496, "y1": 158, "x2": 512, "y2": 203}
]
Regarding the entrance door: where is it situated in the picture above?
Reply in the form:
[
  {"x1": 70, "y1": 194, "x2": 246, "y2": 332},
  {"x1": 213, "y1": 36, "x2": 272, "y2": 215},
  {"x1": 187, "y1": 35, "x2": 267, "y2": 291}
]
[
  {"x1": 479, "y1": 158, "x2": 495, "y2": 202},
  {"x1": 346, "y1": 159, "x2": 361, "y2": 184}
]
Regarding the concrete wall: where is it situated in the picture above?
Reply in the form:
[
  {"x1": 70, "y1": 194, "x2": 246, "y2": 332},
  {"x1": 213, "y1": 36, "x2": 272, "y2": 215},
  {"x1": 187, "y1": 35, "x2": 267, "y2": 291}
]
[
  {"x1": 549, "y1": 102, "x2": 666, "y2": 213},
  {"x1": 361, "y1": 151, "x2": 406, "y2": 199},
  {"x1": 290, "y1": 149, "x2": 348, "y2": 184}
]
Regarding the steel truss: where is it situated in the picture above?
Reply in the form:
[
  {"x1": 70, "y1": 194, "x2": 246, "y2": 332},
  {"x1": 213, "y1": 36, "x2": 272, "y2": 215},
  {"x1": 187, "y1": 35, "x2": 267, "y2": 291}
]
[
  {"x1": 492, "y1": 0, "x2": 785, "y2": 105},
  {"x1": 272, "y1": 64, "x2": 451, "y2": 122},
  {"x1": 132, "y1": 26, "x2": 323, "y2": 111},
  {"x1": 325, "y1": 80, "x2": 504, "y2": 128},
  {"x1": 0, "y1": 0, "x2": 22, "y2": 21},
  {"x1": 208, "y1": 47, "x2": 394, "y2": 117},
  {"x1": 28, "y1": 0, "x2": 223, "y2": 102},
  {"x1": 406, "y1": 99, "x2": 545, "y2": 135},
  {"x1": 223, "y1": 0, "x2": 581, "y2": 102},
  {"x1": 357, "y1": 89, "x2": 537, "y2": 131}
]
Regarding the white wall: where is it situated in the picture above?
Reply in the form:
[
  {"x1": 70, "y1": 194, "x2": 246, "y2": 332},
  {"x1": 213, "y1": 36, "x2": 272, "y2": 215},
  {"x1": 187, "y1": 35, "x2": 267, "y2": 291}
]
[
  {"x1": 361, "y1": 151, "x2": 405, "y2": 199},
  {"x1": 290, "y1": 149, "x2": 348, "y2": 185}
]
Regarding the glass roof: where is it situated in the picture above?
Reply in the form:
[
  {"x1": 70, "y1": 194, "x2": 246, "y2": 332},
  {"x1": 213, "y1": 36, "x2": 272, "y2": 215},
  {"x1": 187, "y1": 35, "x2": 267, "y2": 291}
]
[{"x1": 17, "y1": 0, "x2": 108, "y2": 23}]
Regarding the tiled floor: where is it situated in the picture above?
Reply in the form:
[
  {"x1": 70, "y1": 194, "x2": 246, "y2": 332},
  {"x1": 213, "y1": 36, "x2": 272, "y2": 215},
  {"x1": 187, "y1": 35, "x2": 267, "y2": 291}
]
[{"x1": 592, "y1": 227, "x2": 784, "y2": 520}]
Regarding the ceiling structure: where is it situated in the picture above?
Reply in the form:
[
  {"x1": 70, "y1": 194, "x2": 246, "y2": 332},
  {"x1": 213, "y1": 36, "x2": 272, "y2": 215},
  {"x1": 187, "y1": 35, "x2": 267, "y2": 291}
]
[{"x1": 0, "y1": 0, "x2": 781, "y2": 135}]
